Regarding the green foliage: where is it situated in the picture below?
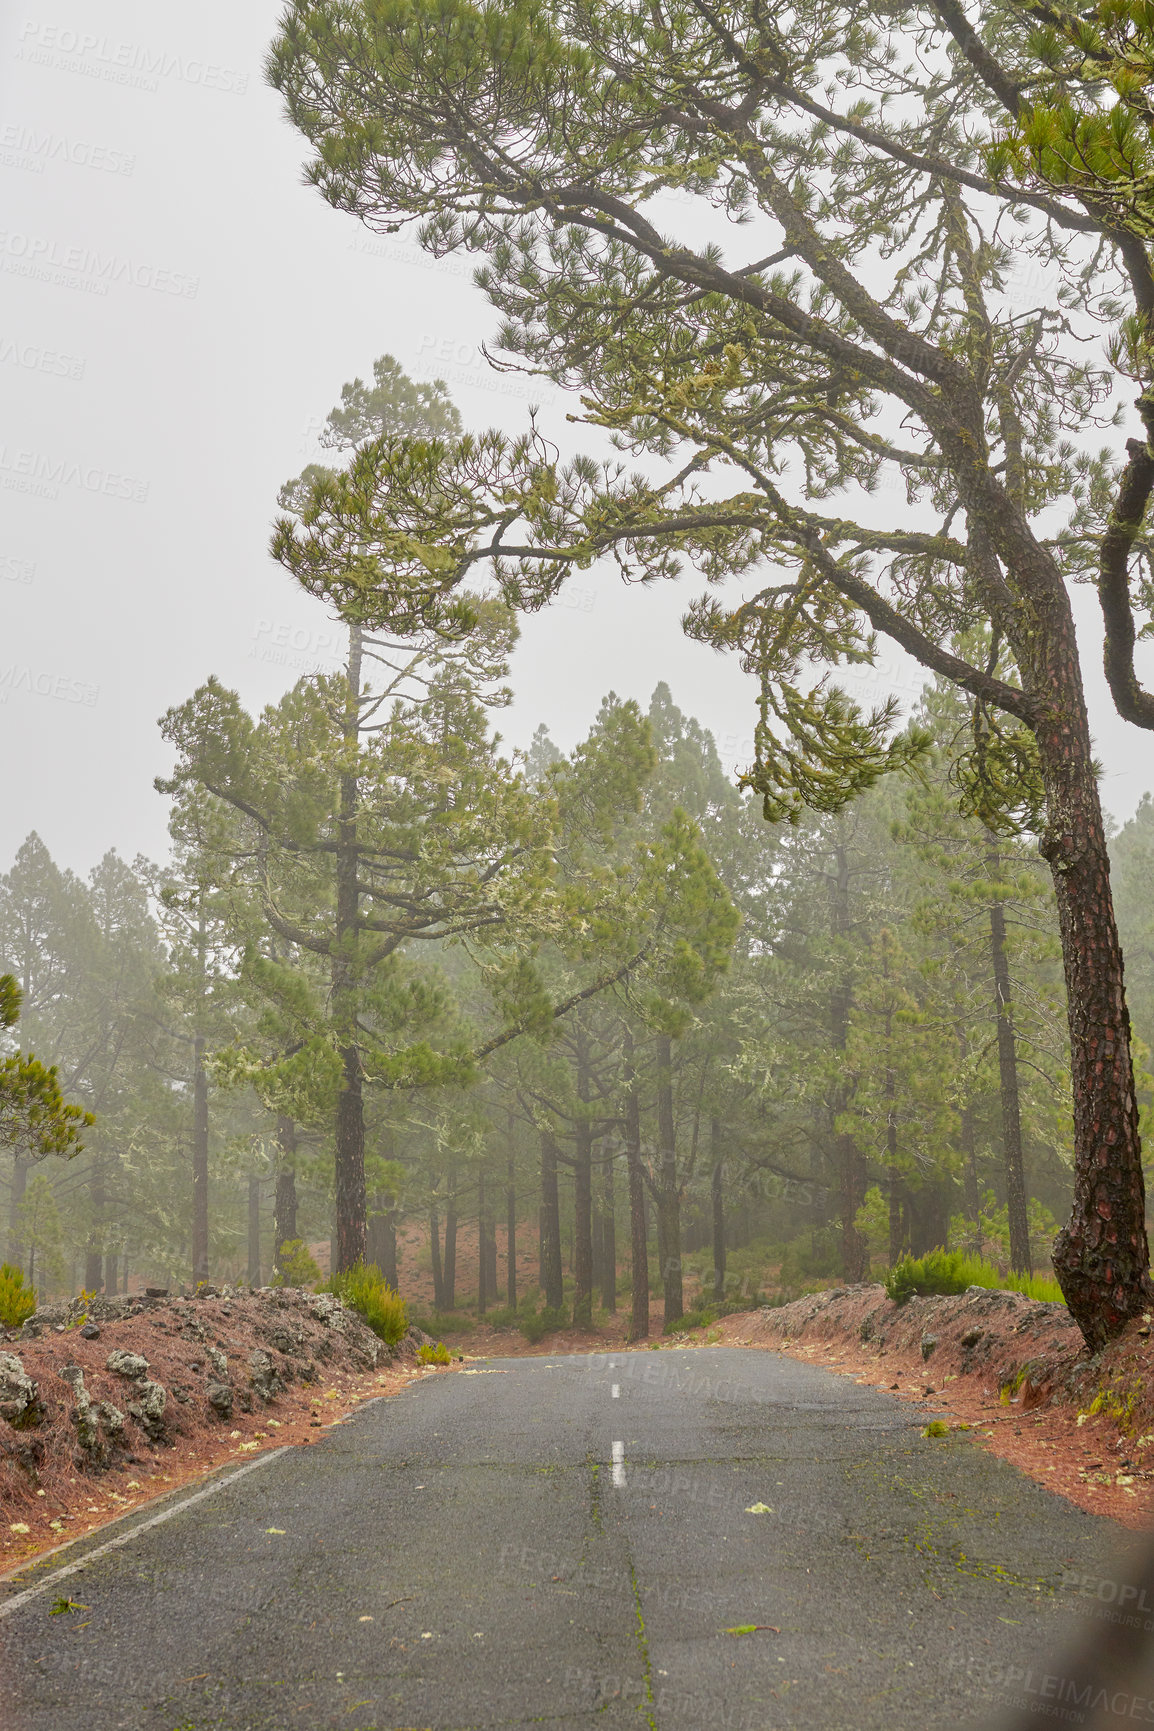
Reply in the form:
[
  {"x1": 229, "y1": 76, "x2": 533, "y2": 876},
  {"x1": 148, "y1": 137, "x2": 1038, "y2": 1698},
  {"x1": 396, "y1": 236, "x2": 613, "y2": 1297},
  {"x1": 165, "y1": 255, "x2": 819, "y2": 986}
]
[
  {"x1": 0, "y1": 973, "x2": 94, "y2": 1161},
  {"x1": 418, "y1": 1340, "x2": 452, "y2": 1365},
  {"x1": 323, "y1": 1261, "x2": 408, "y2": 1345},
  {"x1": 519, "y1": 1303, "x2": 567, "y2": 1344},
  {"x1": 409, "y1": 1310, "x2": 475, "y2": 1337},
  {"x1": 0, "y1": 1262, "x2": 36, "y2": 1329},
  {"x1": 884, "y1": 1249, "x2": 1065, "y2": 1308},
  {"x1": 272, "y1": 1238, "x2": 321, "y2": 1289},
  {"x1": 664, "y1": 1305, "x2": 719, "y2": 1335}
]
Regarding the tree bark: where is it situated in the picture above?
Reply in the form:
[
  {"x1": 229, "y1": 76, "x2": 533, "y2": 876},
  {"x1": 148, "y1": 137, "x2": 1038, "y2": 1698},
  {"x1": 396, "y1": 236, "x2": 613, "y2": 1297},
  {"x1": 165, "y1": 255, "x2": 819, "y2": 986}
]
[
  {"x1": 85, "y1": 1153, "x2": 106, "y2": 1292},
  {"x1": 332, "y1": 625, "x2": 367, "y2": 1273},
  {"x1": 600, "y1": 1144, "x2": 616, "y2": 1313},
  {"x1": 710, "y1": 1115, "x2": 726, "y2": 1302},
  {"x1": 655, "y1": 1032, "x2": 684, "y2": 1327},
  {"x1": 247, "y1": 1176, "x2": 261, "y2": 1286},
  {"x1": 274, "y1": 1115, "x2": 298, "y2": 1263},
  {"x1": 477, "y1": 1170, "x2": 488, "y2": 1316},
  {"x1": 430, "y1": 1205, "x2": 445, "y2": 1310},
  {"x1": 986, "y1": 837, "x2": 1032, "y2": 1275},
  {"x1": 624, "y1": 1032, "x2": 650, "y2": 1338},
  {"x1": 368, "y1": 1194, "x2": 398, "y2": 1288},
  {"x1": 192, "y1": 1032, "x2": 209, "y2": 1286},
  {"x1": 443, "y1": 1176, "x2": 457, "y2": 1311},
  {"x1": 506, "y1": 1152, "x2": 517, "y2": 1309},
  {"x1": 830, "y1": 839, "x2": 869, "y2": 1282},
  {"x1": 539, "y1": 1130, "x2": 564, "y2": 1312},
  {"x1": 104, "y1": 1249, "x2": 118, "y2": 1295},
  {"x1": 572, "y1": 1039, "x2": 595, "y2": 1328}
]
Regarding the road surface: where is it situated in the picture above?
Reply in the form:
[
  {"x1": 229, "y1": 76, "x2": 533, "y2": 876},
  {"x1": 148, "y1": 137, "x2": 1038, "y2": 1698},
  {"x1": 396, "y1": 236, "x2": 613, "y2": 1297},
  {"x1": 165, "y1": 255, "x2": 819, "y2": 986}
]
[{"x1": 0, "y1": 1347, "x2": 1119, "y2": 1729}]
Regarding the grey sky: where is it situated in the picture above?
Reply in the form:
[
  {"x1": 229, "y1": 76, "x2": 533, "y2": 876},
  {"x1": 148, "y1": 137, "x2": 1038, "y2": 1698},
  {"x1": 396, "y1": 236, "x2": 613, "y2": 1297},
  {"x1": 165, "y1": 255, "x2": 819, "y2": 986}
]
[{"x1": 2, "y1": 1, "x2": 1150, "y2": 879}]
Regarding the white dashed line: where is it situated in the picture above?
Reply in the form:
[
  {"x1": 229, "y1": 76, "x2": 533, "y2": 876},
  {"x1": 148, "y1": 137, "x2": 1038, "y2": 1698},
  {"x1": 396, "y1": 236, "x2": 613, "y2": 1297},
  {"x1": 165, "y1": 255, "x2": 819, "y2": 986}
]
[
  {"x1": 611, "y1": 1384, "x2": 620, "y2": 1399},
  {"x1": 611, "y1": 1440, "x2": 626, "y2": 1487}
]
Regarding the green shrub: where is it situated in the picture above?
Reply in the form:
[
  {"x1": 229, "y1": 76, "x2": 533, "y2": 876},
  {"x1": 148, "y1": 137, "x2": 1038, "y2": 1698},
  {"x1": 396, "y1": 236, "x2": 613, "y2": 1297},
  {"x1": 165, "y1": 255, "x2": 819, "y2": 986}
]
[
  {"x1": 664, "y1": 1305, "x2": 719, "y2": 1335},
  {"x1": 408, "y1": 1309, "x2": 475, "y2": 1337},
  {"x1": 884, "y1": 1249, "x2": 1065, "y2": 1308},
  {"x1": 418, "y1": 1341, "x2": 452, "y2": 1366},
  {"x1": 272, "y1": 1239, "x2": 321, "y2": 1289},
  {"x1": 519, "y1": 1303, "x2": 567, "y2": 1344},
  {"x1": 0, "y1": 1263, "x2": 35, "y2": 1330},
  {"x1": 323, "y1": 1261, "x2": 408, "y2": 1346}
]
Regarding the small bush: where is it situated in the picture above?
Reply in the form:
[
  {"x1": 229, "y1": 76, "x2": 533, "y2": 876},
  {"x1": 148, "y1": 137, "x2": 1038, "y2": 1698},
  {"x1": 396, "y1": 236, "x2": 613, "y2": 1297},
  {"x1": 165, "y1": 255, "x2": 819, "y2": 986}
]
[
  {"x1": 884, "y1": 1249, "x2": 1065, "y2": 1308},
  {"x1": 0, "y1": 1263, "x2": 35, "y2": 1330},
  {"x1": 519, "y1": 1303, "x2": 567, "y2": 1345},
  {"x1": 272, "y1": 1239, "x2": 321, "y2": 1289},
  {"x1": 664, "y1": 1305, "x2": 719, "y2": 1335},
  {"x1": 418, "y1": 1341, "x2": 452, "y2": 1366},
  {"x1": 323, "y1": 1262, "x2": 408, "y2": 1346},
  {"x1": 408, "y1": 1309, "x2": 475, "y2": 1337}
]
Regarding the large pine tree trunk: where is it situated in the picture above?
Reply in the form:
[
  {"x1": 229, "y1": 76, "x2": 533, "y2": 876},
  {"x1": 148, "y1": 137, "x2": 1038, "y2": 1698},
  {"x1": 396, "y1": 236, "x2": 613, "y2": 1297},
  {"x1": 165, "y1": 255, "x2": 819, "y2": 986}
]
[
  {"x1": 191, "y1": 1035, "x2": 209, "y2": 1286},
  {"x1": 85, "y1": 1153, "x2": 106, "y2": 1292},
  {"x1": 539, "y1": 1130, "x2": 564, "y2": 1312},
  {"x1": 710, "y1": 1116, "x2": 726, "y2": 1302},
  {"x1": 506, "y1": 1152, "x2": 517, "y2": 1309},
  {"x1": 830, "y1": 840, "x2": 869, "y2": 1282},
  {"x1": 986, "y1": 838, "x2": 1032, "y2": 1275},
  {"x1": 274, "y1": 1115, "x2": 298, "y2": 1264},
  {"x1": 7, "y1": 1157, "x2": 27, "y2": 1265},
  {"x1": 601, "y1": 1146, "x2": 616, "y2": 1314},
  {"x1": 655, "y1": 1032, "x2": 684, "y2": 1327},
  {"x1": 443, "y1": 1179, "x2": 457, "y2": 1310},
  {"x1": 624, "y1": 1037, "x2": 649, "y2": 1340},
  {"x1": 430, "y1": 1205, "x2": 445, "y2": 1310},
  {"x1": 477, "y1": 1170, "x2": 488, "y2": 1315},
  {"x1": 247, "y1": 1177, "x2": 261, "y2": 1287},
  {"x1": 367, "y1": 1195, "x2": 398, "y2": 1288},
  {"x1": 332, "y1": 626, "x2": 367, "y2": 1273},
  {"x1": 1025, "y1": 612, "x2": 1152, "y2": 1346},
  {"x1": 572, "y1": 1040, "x2": 595, "y2": 1328}
]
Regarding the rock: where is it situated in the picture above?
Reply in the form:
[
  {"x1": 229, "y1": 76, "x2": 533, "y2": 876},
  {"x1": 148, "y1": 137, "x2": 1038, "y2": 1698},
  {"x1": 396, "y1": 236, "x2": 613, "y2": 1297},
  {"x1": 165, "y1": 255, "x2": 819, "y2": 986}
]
[
  {"x1": 96, "y1": 1401, "x2": 125, "y2": 1440},
  {"x1": 106, "y1": 1350, "x2": 149, "y2": 1381},
  {"x1": 144, "y1": 1287, "x2": 169, "y2": 1299},
  {"x1": 264, "y1": 1324, "x2": 303, "y2": 1356},
  {"x1": 308, "y1": 1293, "x2": 348, "y2": 1331},
  {"x1": 60, "y1": 1365, "x2": 113, "y2": 1463},
  {"x1": 206, "y1": 1346, "x2": 228, "y2": 1380},
  {"x1": 206, "y1": 1382, "x2": 233, "y2": 1418},
  {"x1": 920, "y1": 1332, "x2": 939, "y2": 1361},
  {"x1": 248, "y1": 1350, "x2": 284, "y2": 1403},
  {"x1": 79, "y1": 1323, "x2": 100, "y2": 1341},
  {"x1": 18, "y1": 1304, "x2": 69, "y2": 1340},
  {"x1": 0, "y1": 1353, "x2": 41, "y2": 1428},
  {"x1": 126, "y1": 1379, "x2": 167, "y2": 1440},
  {"x1": 961, "y1": 1326, "x2": 984, "y2": 1348}
]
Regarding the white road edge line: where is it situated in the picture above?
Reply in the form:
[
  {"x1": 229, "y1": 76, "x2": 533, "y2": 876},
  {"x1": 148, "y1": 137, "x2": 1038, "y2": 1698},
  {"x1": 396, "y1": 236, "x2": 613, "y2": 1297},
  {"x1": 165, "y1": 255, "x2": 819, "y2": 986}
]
[
  {"x1": 611, "y1": 1440, "x2": 626, "y2": 1488},
  {"x1": 0, "y1": 1446, "x2": 292, "y2": 1621},
  {"x1": 611, "y1": 1384, "x2": 620, "y2": 1398}
]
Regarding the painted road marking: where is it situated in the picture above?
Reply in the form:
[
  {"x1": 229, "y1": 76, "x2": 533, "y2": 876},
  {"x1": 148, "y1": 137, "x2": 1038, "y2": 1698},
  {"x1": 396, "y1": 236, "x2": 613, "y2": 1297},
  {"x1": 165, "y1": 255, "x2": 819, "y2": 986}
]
[
  {"x1": 612, "y1": 1384, "x2": 620, "y2": 1398},
  {"x1": 0, "y1": 1448, "x2": 291, "y2": 1621},
  {"x1": 611, "y1": 1440, "x2": 626, "y2": 1488}
]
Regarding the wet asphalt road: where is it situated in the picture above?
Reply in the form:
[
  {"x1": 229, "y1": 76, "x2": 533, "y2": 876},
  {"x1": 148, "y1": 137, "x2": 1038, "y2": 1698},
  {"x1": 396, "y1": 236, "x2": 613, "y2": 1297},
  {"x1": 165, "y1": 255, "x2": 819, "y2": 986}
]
[{"x1": 0, "y1": 1347, "x2": 1121, "y2": 1730}]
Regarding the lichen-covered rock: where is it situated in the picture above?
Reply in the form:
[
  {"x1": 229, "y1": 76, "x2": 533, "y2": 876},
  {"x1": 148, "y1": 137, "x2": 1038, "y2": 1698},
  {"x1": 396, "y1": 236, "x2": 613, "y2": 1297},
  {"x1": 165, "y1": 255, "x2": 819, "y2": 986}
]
[
  {"x1": 308, "y1": 1293, "x2": 348, "y2": 1331},
  {"x1": 18, "y1": 1304, "x2": 69, "y2": 1340},
  {"x1": 0, "y1": 1353, "x2": 41, "y2": 1427},
  {"x1": 920, "y1": 1332, "x2": 939, "y2": 1361},
  {"x1": 96, "y1": 1401, "x2": 125, "y2": 1440},
  {"x1": 59, "y1": 1365, "x2": 120, "y2": 1465},
  {"x1": 206, "y1": 1346, "x2": 227, "y2": 1380},
  {"x1": 263, "y1": 1323, "x2": 303, "y2": 1356},
  {"x1": 126, "y1": 1379, "x2": 166, "y2": 1439},
  {"x1": 206, "y1": 1381, "x2": 233, "y2": 1418},
  {"x1": 248, "y1": 1350, "x2": 284, "y2": 1403},
  {"x1": 106, "y1": 1350, "x2": 149, "y2": 1381}
]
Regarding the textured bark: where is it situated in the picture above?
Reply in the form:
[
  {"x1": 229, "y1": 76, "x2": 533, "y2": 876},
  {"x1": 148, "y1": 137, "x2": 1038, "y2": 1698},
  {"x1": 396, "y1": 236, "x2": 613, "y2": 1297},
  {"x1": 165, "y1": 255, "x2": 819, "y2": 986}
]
[
  {"x1": 539, "y1": 1131, "x2": 564, "y2": 1311},
  {"x1": 367, "y1": 1195, "x2": 398, "y2": 1289},
  {"x1": 506, "y1": 1153, "x2": 517, "y2": 1309},
  {"x1": 477, "y1": 1170, "x2": 488, "y2": 1316},
  {"x1": 85, "y1": 1153, "x2": 106, "y2": 1292},
  {"x1": 572, "y1": 1040, "x2": 595, "y2": 1328},
  {"x1": 1025, "y1": 604, "x2": 1152, "y2": 1347},
  {"x1": 710, "y1": 1116, "x2": 726, "y2": 1302},
  {"x1": 274, "y1": 1115, "x2": 298, "y2": 1261},
  {"x1": 332, "y1": 626, "x2": 367, "y2": 1273},
  {"x1": 191, "y1": 1034, "x2": 209, "y2": 1286},
  {"x1": 655, "y1": 1032, "x2": 683, "y2": 1327},
  {"x1": 430, "y1": 1206, "x2": 445, "y2": 1310},
  {"x1": 600, "y1": 1146, "x2": 616, "y2": 1314},
  {"x1": 103, "y1": 1250, "x2": 118, "y2": 1295},
  {"x1": 986, "y1": 838, "x2": 1032, "y2": 1274},
  {"x1": 960, "y1": 1096, "x2": 981, "y2": 1234},
  {"x1": 443, "y1": 1179, "x2": 457, "y2": 1310},
  {"x1": 247, "y1": 1176, "x2": 261, "y2": 1287},
  {"x1": 830, "y1": 841, "x2": 868, "y2": 1282}
]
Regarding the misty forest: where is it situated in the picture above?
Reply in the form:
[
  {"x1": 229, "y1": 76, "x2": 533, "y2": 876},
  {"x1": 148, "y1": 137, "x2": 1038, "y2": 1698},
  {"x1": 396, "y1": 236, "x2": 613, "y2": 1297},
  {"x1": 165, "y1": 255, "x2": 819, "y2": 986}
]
[{"x1": 13, "y1": 2, "x2": 1154, "y2": 1722}]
